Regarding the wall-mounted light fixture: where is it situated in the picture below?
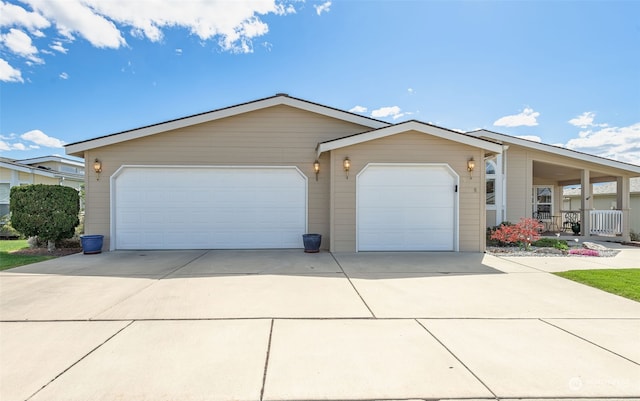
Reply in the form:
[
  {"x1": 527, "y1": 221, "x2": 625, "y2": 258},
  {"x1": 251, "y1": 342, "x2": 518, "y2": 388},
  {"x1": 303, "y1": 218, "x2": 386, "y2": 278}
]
[
  {"x1": 343, "y1": 157, "x2": 351, "y2": 179},
  {"x1": 313, "y1": 160, "x2": 320, "y2": 181},
  {"x1": 93, "y1": 158, "x2": 102, "y2": 180},
  {"x1": 467, "y1": 157, "x2": 475, "y2": 178}
]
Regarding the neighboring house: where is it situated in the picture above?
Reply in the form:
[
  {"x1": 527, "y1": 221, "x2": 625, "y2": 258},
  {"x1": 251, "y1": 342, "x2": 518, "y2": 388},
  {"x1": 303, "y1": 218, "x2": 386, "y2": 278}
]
[
  {"x1": 0, "y1": 156, "x2": 85, "y2": 217},
  {"x1": 563, "y1": 178, "x2": 640, "y2": 235},
  {"x1": 65, "y1": 94, "x2": 640, "y2": 252}
]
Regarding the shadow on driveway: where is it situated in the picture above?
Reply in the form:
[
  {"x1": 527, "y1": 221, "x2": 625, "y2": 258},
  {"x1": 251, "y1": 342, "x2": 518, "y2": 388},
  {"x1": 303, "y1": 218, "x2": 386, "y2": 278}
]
[{"x1": 0, "y1": 249, "x2": 504, "y2": 279}]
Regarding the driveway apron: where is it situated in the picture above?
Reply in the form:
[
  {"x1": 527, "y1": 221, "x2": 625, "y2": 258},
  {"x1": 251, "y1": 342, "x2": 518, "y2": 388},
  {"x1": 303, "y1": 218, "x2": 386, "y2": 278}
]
[{"x1": 1, "y1": 248, "x2": 639, "y2": 401}]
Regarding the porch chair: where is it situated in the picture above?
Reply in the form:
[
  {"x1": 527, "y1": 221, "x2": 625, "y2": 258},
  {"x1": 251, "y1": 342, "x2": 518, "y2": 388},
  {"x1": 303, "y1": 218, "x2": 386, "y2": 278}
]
[
  {"x1": 562, "y1": 211, "x2": 580, "y2": 232},
  {"x1": 533, "y1": 211, "x2": 551, "y2": 232}
]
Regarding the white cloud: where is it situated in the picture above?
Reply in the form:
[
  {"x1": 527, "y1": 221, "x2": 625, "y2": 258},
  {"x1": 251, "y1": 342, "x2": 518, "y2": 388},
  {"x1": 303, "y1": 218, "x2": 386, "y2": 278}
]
[
  {"x1": 0, "y1": 1, "x2": 50, "y2": 32},
  {"x1": 24, "y1": 0, "x2": 126, "y2": 48},
  {"x1": 568, "y1": 111, "x2": 608, "y2": 129},
  {"x1": 0, "y1": 57, "x2": 23, "y2": 82},
  {"x1": 20, "y1": 129, "x2": 65, "y2": 148},
  {"x1": 408, "y1": 88, "x2": 415, "y2": 94},
  {"x1": 349, "y1": 105, "x2": 367, "y2": 113},
  {"x1": 175, "y1": 48, "x2": 182, "y2": 55},
  {"x1": 516, "y1": 135, "x2": 542, "y2": 142},
  {"x1": 371, "y1": 106, "x2": 404, "y2": 120},
  {"x1": 0, "y1": 139, "x2": 27, "y2": 151},
  {"x1": 49, "y1": 40, "x2": 68, "y2": 53},
  {"x1": 0, "y1": 28, "x2": 43, "y2": 63},
  {"x1": 20, "y1": 0, "x2": 294, "y2": 53},
  {"x1": 59, "y1": 71, "x2": 68, "y2": 79},
  {"x1": 0, "y1": 1, "x2": 298, "y2": 76},
  {"x1": 314, "y1": 1, "x2": 331, "y2": 15},
  {"x1": 565, "y1": 123, "x2": 640, "y2": 166},
  {"x1": 493, "y1": 107, "x2": 540, "y2": 127}
]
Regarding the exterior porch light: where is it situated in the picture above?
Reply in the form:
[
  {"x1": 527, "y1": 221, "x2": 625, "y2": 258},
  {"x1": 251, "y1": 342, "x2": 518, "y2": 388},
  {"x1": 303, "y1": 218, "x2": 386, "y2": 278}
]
[
  {"x1": 93, "y1": 158, "x2": 102, "y2": 180},
  {"x1": 313, "y1": 160, "x2": 320, "y2": 181},
  {"x1": 343, "y1": 157, "x2": 351, "y2": 179},
  {"x1": 467, "y1": 157, "x2": 475, "y2": 178}
]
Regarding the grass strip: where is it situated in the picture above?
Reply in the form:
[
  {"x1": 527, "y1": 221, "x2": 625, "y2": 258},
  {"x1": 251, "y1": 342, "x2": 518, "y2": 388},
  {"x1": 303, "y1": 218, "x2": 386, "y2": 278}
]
[
  {"x1": 555, "y1": 269, "x2": 640, "y2": 302},
  {"x1": 0, "y1": 240, "x2": 55, "y2": 271}
]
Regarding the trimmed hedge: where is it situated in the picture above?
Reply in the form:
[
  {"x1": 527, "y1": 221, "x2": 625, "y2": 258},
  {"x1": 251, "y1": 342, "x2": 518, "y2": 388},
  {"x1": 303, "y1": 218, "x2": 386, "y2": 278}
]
[{"x1": 10, "y1": 184, "x2": 80, "y2": 242}]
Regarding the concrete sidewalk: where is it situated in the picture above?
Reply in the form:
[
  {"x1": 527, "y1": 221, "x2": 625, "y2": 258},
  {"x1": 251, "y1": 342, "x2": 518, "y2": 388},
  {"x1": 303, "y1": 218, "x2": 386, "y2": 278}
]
[{"x1": 1, "y1": 248, "x2": 639, "y2": 401}]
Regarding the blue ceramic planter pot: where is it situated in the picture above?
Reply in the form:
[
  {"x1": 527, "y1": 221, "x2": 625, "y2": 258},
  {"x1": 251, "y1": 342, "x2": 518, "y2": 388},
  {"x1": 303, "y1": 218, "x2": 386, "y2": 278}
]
[
  {"x1": 302, "y1": 234, "x2": 321, "y2": 253},
  {"x1": 81, "y1": 235, "x2": 104, "y2": 254}
]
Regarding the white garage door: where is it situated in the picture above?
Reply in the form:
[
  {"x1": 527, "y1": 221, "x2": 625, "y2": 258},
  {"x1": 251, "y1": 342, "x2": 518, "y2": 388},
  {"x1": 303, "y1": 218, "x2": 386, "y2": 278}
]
[
  {"x1": 357, "y1": 164, "x2": 457, "y2": 251},
  {"x1": 112, "y1": 166, "x2": 306, "y2": 250}
]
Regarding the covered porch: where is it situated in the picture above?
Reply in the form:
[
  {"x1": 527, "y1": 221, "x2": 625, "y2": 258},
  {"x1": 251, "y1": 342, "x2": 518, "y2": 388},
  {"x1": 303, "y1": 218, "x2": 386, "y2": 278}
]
[{"x1": 531, "y1": 160, "x2": 633, "y2": 242}]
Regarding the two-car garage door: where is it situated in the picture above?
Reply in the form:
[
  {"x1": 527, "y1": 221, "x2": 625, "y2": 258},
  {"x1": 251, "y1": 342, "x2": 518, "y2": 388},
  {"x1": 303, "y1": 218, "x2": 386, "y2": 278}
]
[{"x1": 112, "y1": 166, "x2": 306, "y2": 250}]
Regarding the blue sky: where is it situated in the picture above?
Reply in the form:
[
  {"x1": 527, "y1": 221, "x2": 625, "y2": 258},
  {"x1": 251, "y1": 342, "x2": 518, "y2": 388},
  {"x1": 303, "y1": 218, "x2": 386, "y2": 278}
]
[{"x1": 1, "y1": 0, "x2": 639, "y2": 165}]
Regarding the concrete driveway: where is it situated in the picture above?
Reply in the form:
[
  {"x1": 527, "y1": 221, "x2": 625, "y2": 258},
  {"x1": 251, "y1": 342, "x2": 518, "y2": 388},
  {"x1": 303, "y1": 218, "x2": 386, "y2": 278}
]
[{"x1": 1, "y1": 248, "x2": 639, "y2": 401}]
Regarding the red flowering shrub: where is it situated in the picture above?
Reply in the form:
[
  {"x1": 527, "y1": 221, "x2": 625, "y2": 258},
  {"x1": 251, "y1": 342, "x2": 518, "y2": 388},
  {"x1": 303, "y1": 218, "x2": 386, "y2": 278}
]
[{"x1": 490, "y1": 218, "x2": 544, "y2": 250}]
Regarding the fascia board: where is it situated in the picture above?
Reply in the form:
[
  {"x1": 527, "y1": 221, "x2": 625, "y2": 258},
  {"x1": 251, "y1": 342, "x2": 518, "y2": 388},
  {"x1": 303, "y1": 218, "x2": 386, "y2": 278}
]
[
  {"x1": 66, "y1": 96, "x2": 389, "y2": 156},
  {"x1": 317, "y1": 121, "x2": 503, "y2": 157},
  {"x1": 0, "y1": 161, "x2": 57, "y2": 178},
  {"x1": 475, "y1": 130, "x2": 640, "y2": 175}
]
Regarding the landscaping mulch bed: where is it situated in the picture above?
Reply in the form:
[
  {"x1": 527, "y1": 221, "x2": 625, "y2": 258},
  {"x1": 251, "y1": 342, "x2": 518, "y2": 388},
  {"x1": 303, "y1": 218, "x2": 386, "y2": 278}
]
[
  {"x1": 11, "y1": 248, "x2": 82, "y2": 257},
  {"x1": 486, "y1": 246, "x2": 620, "y2": 258}
]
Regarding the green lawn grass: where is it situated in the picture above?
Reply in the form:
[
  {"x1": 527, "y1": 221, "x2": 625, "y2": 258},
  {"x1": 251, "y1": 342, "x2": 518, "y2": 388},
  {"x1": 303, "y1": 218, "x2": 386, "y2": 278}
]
[
  {"x1": 555, "y1": 269, "x2": 640, "y2": 302},
  {"x1": 0, "y1": 240, "x2": 55, "y2": 271}
]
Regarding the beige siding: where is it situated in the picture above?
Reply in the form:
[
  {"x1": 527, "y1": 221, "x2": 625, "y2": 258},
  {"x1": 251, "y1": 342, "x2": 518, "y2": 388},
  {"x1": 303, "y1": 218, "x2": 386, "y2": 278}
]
[
  {"x1": 504, "y1": 147, "x2": 531, "y2": 223},
  {"x1": 84, "y1": 105, "x2": 370, "y2": 250},
  {"x1": 329, "y1": 131, "x2": 485, "y2": 252},
  {"x1": 0, "y1": 167, "x2": 11, "y2": 181}
]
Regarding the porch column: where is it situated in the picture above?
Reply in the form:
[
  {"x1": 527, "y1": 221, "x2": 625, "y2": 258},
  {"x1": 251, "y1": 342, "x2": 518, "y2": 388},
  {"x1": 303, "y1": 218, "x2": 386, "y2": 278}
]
[
  {"x1": 580, "y1": 169, "x2": 592, "y2": 236},
  {"x1": 616, "y1": 176, "x2": 631, "y2": 241}
]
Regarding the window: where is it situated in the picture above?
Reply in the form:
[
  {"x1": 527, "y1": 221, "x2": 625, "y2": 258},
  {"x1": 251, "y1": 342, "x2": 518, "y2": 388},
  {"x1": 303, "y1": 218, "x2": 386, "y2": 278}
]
[
  {"x1": 0, "y1": 183, "x2": 9, "y2": 217},
  {"x1": 486, "y1": 159, "x2": 496, "y2": 206}
]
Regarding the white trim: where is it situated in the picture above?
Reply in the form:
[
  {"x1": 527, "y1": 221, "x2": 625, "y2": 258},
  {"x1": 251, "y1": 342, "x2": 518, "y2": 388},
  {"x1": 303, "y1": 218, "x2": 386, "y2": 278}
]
[
  {"x1": 0, "y1": 160, "x2": 61, "y2": 178},
  {"x1": 67, "y1": 95, "x2": 389, "y2": 156},
  {"x1": 17, "y1": 156, "x2": 84, "y2": 167},
  {"x1": 110, "y1": 165, "x2": 308, "y2": 251},
  {"x1": 355, "y1": 163, "x2": 459, "y2": 252},
  {"x1": 473, "y1": 130, "x2": 640, "y2": 174},
  {"x1": 318, "y1": 121, "x2": 503, "y2": 158}
]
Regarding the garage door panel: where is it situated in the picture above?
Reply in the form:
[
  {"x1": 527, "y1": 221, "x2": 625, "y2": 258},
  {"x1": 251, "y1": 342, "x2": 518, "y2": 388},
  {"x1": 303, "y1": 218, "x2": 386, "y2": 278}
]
[
  {"x1": 114, "y1": 167, "x2": 306, "y2": 250},
  {"x1": 357, "y1": 164, "x2": 456, "y2": 251}
]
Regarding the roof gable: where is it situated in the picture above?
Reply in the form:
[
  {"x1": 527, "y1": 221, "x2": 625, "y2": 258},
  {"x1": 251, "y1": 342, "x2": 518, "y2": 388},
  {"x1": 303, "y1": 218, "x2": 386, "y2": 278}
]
[
  {"x1": 471, "y1": 129, "x2": 640, "y2": 175},
  {"x1": 65, "y1": 94, "x2": 390, "y2": 157},
  {"x1": 317, "y1": 120, "x2": 504, "y2": 157}
]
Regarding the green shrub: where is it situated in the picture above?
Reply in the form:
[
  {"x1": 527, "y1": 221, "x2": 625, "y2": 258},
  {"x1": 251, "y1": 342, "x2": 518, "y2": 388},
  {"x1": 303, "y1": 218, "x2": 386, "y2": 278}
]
[
  {"x1": 0, "y1": 215, "x2": 22, "y2": 238},
  {"x1": 532, "y1": 237, "x2": 568, "y2": 251},
  {"x1": 10, "y1": 185, "x2": 80, "y2": 249},
  {"x1": 631, "y1": 230, "x2": 639, "y2": 242}
]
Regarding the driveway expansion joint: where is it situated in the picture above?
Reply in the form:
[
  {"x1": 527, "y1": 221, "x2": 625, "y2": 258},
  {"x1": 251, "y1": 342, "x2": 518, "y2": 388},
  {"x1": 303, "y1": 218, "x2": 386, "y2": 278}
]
[
  {"x1": 330, "y1": 251, "x2": 376, "y2": 318},
  {"x1": 259, "y1": 319, "x2": 274, "y2": 401},
  {"x1": 539, "y1": 318, "x2": 640, "y2": 366},
  {"x1": 24, "y1": 320, "x2": 134, "y2": 401},
  {"x1": 415, "y1": 319, "x2": 498, "y2": 399}
]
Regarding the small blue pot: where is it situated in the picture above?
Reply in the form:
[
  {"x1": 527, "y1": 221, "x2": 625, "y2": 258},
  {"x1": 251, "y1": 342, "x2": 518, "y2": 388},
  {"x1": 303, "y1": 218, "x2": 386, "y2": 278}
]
[
  {"x1": 302, "y1": 234, "x2": 321, "y2": 253},
  {"x1": 81, "y1": 235, "x2": 104, "y2": 254}
]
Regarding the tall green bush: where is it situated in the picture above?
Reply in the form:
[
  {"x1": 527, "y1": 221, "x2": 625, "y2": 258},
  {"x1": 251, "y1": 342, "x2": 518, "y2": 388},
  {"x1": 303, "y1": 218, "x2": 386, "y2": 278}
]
[{"x1": 10, "y1": 185, "x2": 80, "y2": 250}]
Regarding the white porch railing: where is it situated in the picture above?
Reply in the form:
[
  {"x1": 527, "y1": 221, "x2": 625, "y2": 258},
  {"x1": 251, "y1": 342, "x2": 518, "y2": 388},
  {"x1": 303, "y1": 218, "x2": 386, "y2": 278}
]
[{"x1": 589, "y1": 210, "x2": 623, "y2": 236}]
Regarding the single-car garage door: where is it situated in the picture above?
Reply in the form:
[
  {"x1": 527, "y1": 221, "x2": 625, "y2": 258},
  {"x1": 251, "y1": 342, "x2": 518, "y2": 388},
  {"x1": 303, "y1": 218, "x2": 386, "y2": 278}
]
[
  {"x1": 112, "y1": 166, "x2": 306, "y2": 250},
  {"x1": 357, "y1": 164, "x2": 458, "y2": 251}
]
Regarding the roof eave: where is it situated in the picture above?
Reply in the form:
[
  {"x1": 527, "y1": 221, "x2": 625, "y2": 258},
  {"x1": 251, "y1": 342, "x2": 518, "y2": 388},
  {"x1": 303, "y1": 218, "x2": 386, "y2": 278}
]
[
  {"x1": 317, "y1": 121, "x2": 503, "y2": 158},
  {"x1": 65, "y1": 94, "x2": 390, "y2": 156},
  {"x1": 472, "y1": 129, "x2": 640, "y2": 175}
]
